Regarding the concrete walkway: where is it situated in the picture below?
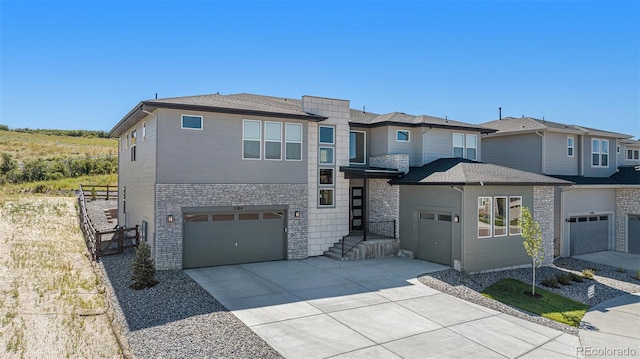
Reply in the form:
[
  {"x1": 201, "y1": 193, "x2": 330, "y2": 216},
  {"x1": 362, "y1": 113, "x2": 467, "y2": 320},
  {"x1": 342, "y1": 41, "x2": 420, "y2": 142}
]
[
  {"x1": 186, "y1": 257, "x2": 581, "y2": 358},
  {"x1": 572, "y1": 251, "x2": 640, "y2": 272},
  {"x1": 579, "y1": 293, "x2": 640, "y2": 359}
]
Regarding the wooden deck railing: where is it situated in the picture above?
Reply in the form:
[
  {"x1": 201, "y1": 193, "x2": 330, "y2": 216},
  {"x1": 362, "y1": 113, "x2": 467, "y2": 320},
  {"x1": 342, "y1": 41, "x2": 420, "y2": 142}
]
[
  {"x1": 78, "y1": 185, "x2": 138, "y2": 259},
  {"x1": 79, "y1": 184, "x2": 118, "y2": 201}
]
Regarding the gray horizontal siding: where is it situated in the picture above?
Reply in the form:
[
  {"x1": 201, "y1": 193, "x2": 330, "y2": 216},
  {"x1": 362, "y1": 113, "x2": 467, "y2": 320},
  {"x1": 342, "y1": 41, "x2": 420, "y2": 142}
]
[
  {"x1": 545, "y1": 132, "x2": 579, "y2": 175},
  {"x1": 482, "y1": 133, "x2": 542, "y2": 173}
]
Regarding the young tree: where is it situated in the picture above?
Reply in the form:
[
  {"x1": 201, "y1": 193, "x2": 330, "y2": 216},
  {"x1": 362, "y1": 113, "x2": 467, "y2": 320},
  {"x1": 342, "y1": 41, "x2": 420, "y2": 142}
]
[
  {"x1": 131, "y1": 241, "x2": 159, "y2": 290},
  {"x1": 520, "y1": 207, "x2": 544, "y2": 296}
]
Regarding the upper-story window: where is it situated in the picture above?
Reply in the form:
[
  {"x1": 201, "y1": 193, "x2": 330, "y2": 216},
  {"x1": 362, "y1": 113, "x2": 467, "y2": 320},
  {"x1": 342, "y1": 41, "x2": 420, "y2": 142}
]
[
  {"x1": 181, "y1": 115, "x2": 203, "y2": 130},
  {"x1": 591, "y1": 139, "x2": 609, "y2": 167},
  {"x1": 264, "y1": 122, "x2": 282, "y2": 160},
  {"x1": 349, "y1": 131, "x2": 366, "y2": 164},
  {"x1": 243, "y1": 120, "x2": 261, "y2": 159},
  {"x1": 567, "y1": 136, "x2": 574, "y2": 157},
  {"x1": 285, "y1": 123, "x2": 302, "y2": 161},
  {"x1": 319, "y1": 126, "x2": 335, "y2": 144},
  {"x1": 130, "y1": 129, "x2": 137, "y2": 162},
  {"x1": 453, "y1": 133, "x2": 477, "y2": 160},
  {"x1": 142, "y1": 122, "x2": 146, "y2": 140},
  {"x1": 396, "y1": 130, "x2": 410, "y2": 142},
  {"x1": 627, "y1": 149, "x2": 640, "y2": 160}
]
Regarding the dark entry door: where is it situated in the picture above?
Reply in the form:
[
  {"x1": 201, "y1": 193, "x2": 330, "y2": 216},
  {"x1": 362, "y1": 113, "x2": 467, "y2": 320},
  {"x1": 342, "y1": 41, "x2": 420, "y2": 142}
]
[
  {"x1": 351, "y1": 187, "x2": 364, "y2": 230},
  {"x1": 629, "y1": 215, "x2": 640, "y2": 255}
]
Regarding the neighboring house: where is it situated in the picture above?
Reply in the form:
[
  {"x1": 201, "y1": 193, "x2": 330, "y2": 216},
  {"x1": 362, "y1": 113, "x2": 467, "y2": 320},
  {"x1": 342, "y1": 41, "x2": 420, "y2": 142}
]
[
  {"x1": 481, "y1": 117, "x2": 640, "y2": 258},
  {"x1": 110, "y1": 94, "x2": 579, "y2": 273}
]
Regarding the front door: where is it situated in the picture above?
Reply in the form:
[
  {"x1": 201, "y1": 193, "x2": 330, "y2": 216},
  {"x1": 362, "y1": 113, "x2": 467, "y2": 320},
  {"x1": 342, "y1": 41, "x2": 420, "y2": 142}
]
[{"x1": 351, "y1": 187, "x2": 364, "y2": 230}]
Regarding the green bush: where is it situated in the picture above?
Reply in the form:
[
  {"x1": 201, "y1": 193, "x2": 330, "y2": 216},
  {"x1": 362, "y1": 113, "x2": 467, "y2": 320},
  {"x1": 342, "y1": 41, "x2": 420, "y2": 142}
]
[
  {"x1": 541, "y1": 276, "x2": 559, "y2": 288},
  {"x1": 569, "y1": 273, "x2": 584, "y2": 283},
  {"x1": 130, "y1": 241, "x2": 159, "y2": 290},
  {"x1": 556, "y1": 273, "x2": 572, "y2": 285}
]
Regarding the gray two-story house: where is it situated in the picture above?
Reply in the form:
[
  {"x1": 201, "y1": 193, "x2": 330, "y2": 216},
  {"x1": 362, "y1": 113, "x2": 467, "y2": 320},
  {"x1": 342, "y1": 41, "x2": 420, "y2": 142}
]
[
  {"x1": 110, "y1": 94, "x2": 572, "y2": 273},
  {"x1": 481, "y1": 117, "x2": 640, "y2": 258}
]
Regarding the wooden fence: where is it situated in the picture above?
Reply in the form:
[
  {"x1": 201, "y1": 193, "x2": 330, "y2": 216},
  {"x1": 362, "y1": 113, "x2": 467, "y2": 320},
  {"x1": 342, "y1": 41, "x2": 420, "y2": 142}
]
[
  {"x1": 78, "y1": 184, "x2": 138, "y2": 260},
  {"x1": 78, "y1": 184, "x2": 118, "y2": 201}
]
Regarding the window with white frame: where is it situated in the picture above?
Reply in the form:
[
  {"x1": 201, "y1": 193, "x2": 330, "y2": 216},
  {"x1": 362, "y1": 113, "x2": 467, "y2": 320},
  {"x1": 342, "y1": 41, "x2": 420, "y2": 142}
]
[
  {"x1": 478, "y1": 195, "x2": 522, "y2": 238},
  {"x1": 396, "y1": 130, "x2": 410, "y2": 142},
  {"x1": 319, "y1": 189, "x2": 334, "y2": 206},
  {"x1": 627, "y1": 149, "x2": 640, "y2": 160},
  {"x1": 319, "y1": 126, "x2": 335, "y2": 144},
  {"x1": 592, "y1": 139, "x2": 609, "y2": 167},
  {"x1": 130, "y1": 129, "x2": 137, "y2": 162},
  {"x1": 453, "y1": 133, "x2": 477, "y2": 160},
  {"x1": 285, "y1": 123, "x2": 302, "y2": 161},
  {"x1": 243, "y1": 120, "x2": 261, "y2": 159},
  {"x1": 319, "y1": 147, "x2": 334, "y2": 165},
  {"x1": 181, "y1": 115, "x2": 203, "y2": 130},
  {"x1": 478, "y1": 197, "x2": 492, "y2": 238},
  {"x1": 142, "y1": 122, "x2": 146, "y2": 140},
  {"x1": 567, "y1": 136, "x2": 574, "y2": 157},
  {"x1": 264, "y1": 121, "x2": 282, "y2": 160},
  {"x1": 319, "y1": 168, "x2": 334, "y2": 185},
  {"x1": 349, "y1": 131, "x2": 366, "y2": 164}
]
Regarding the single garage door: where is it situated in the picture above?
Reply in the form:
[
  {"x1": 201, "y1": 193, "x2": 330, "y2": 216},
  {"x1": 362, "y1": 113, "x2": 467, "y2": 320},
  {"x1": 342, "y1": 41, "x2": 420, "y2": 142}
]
[
  {"x1": 183, "y1": 210, "x2": 286, "y2": 269},
  {"x1": 417, "y1": 212, "x2": 452, "y2": 266},
  {"x1": 628, "y1": 215, "x2": 640, "y2": 255},
  {"x1": 569, "y1": 215, "x2": 609, "y2": 255}
]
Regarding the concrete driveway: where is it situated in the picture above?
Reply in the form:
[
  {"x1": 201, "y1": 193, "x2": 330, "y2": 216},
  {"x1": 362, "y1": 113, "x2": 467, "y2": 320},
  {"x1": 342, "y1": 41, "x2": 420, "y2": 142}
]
[
  {"x1": 186, "y1": 257, "x2": 581, "y2": 359},
  {"x1": 572, "y1": 251, "x2": 640, "y2": 272}
]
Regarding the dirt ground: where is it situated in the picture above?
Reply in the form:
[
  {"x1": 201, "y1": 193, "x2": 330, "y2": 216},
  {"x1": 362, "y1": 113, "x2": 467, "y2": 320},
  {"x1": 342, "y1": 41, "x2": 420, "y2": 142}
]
[{"x1": 0, "y1": 196, "x2": 122, "y2": 358}]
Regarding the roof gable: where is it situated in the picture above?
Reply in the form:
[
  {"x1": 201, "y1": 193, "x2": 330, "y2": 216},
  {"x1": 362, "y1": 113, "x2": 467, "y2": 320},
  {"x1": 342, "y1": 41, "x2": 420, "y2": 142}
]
[{"x1": 482, "y1": 116, "x2": 632, "y2": 139}]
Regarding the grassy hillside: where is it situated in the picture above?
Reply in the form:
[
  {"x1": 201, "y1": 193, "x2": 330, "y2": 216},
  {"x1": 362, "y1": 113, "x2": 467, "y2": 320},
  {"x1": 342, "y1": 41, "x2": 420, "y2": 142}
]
[{"x1": 0, "y1": 129, "x2": 118, "y2": 195}]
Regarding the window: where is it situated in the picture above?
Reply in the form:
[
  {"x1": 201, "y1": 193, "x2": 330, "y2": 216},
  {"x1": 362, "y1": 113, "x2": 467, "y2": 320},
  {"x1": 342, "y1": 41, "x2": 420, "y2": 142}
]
[
  {"x1": 478, "y1": 197, "x2": 492, "y2": 238},
  {"x1": 319, "y1": 168, "x2": 334, "y2": 185},
  {"x1": 239, "y1": 213, "x2": 260, "y2": 220},
  {"x1": 264, "y1": 122, "x2": 282, "y2": 160},
  {"x1": 243, "y1": 120, "x2": 261, "y2": 159},
  {"x1": 319, "y1": 147, "x2": 334, "y2": 165},
  {"x1": 466, "y1": 134, "x2": 477, "y2": 160},
  {"x1": 567, "y1": 137, "x2": 574, "y2": 157},
  {"x1": 142, "y1": 122, "x2": 146, "y2": 140},
  {"x1": 592, "y1": 139, "x2": 609, "y2": 167},
  {"x1": 319, "y1": 126, "x2": 335, "y2": 144},
  {"x1": 453, "y1": 133, "x2": 464, "y2": 158},
  {"x1": 627, "y1": 149, "x2": 640, "y2": 160},
  {"x1": 396, "y1": 130, "x2": 410, "y2": 142},
  {"x1": 509, "y1": 196, "x2": 522, "y2": 235},
  {"x1": 212, "y1": 214, "x2": 234, "y2": 221},
  {"x1": 349, "y1": 131, "x2": 366, "y2": 164},
  {"x1": 263, "y1": 212, "x2": 284, "y2": 220},
  {"x1": 493, "y1": 197, "x2": 507, "y2": 236},
  {"x1": 181, "y1": 115, "x2": 203, "y2": 130},
  {"x1": 130, "y1": 129, "x2": 137, "y2": 162},
  {"x1": 184, "y1": 214, "x2": 208, "y2": 222},
  {"x1": 285, "y1": 123, "x2": 302, "y2": 161},
  {"x1": 126, "y1": 133, "x2": 129, "y2": 148},
  {"x1": 319, "y1": 189, "x2": 334, "y2": 206}
]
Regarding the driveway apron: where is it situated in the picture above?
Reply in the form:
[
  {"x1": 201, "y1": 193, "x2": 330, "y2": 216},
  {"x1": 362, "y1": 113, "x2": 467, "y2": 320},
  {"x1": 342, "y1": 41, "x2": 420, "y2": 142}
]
[{"x1": 186, "y1": 256, "x2": 581, "y2": 359}]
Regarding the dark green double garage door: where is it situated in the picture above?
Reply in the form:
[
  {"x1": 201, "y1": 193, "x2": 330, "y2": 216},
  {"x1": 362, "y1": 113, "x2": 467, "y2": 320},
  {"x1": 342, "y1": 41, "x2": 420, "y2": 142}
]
[{"x1": 182, "y1": 208, "x2": 287, "y2": 269}]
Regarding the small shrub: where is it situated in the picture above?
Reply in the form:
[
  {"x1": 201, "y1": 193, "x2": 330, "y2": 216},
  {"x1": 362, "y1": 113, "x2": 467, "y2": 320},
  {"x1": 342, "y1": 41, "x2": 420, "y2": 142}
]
[
  {"x1": 556, "y1": 273, "x2": 572, "y2": 285},
  {"x1": 130, "y1": 241, "x2": 158, "y2": 290},
  {"x1": 569, "y1": 273, "x2": 584, "y2": 283},
  {"x1": 615, "y1": 267, "x2": 626, "y2": 273},
  {"x1": 541, "y1": 276, "x2": 559, "y2": 288},
  {"x1": 582, "y1": 269, "x2": 594, "y2": 279},
  {"x1": 633, "y1": 271, "x2": 640, "y2": 281}
]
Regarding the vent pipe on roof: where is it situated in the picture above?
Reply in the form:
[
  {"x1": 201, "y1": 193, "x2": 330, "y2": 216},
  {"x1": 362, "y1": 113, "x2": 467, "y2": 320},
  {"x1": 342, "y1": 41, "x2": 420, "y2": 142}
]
[
  {"x1": 155, "y1": 93, "x2": 158, "y2": 99},
  {"x1": 499, "y1": 107, "x2": 502, "y2": 120},
  {"x1": 363, "y1": 106, "x2": 366, "y2": 113}
]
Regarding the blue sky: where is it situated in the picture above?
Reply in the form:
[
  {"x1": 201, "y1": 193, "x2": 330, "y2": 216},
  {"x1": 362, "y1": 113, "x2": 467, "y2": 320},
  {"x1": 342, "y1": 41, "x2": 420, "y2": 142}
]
[{"x1": 1, "y1": 1, "x2": 639, "y2": 137}]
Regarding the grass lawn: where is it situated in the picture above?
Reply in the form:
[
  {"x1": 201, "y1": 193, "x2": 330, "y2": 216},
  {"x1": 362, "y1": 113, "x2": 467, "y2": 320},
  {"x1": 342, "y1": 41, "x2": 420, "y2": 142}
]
[{"x1": 482, "y1": 278, "x2": 589, "y2": 327}]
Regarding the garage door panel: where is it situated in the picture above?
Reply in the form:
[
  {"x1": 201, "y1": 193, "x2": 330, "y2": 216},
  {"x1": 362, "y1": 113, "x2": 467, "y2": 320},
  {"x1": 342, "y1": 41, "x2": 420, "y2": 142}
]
[
  {"x1": 628, "y1": 215, "x2": 640, "y2": 255},
  {"x1": 417, "y1": 212, "x2": 452, "y2": 266},
  {"x1": 183, "y1": 211, "x2": 286, "y2": 269},
  {"x1": 570, "y1": 216, "x2": 608, "y2": 255}
]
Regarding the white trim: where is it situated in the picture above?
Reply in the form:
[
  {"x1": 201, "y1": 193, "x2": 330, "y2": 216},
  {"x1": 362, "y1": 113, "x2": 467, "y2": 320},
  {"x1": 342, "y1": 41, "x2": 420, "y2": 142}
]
[
  {"x1": 508, "y1": 196, "x2": 522, "y2": 236},
  {"x1": 567, "y1": 136, "x2": 574, "y2": 157},
  {"x1": 319, "y1": 167, "x2": 334, "y2": 186},
  {"x1": 478, "y1": 196, "x2": 492, "y2": 238},
  {"x1": 319, "y1": 125, "x2": 335, "y2": 145},
  {"x1": 349, "y1": 130, "x2": 367, "y2": 165},
  {"x1": 318, "y1": 188, "x2": 335, "y2": 207},
  {"x1": 285, "y1": 123, "x2": 303, "y2": 161},
  {"x1": 466, "y1": 134, "x2": 477, "y2": 161},
  {"x1": 453, "y1": 133, "x2": 464, "y2": 158},
  {"x1": 264, "y1": 121, "x2": 282, "y2": 161},
  {"x1": 493, "y1": 196, "x2": 508, "y2": 237},
  {"x1": 242, "y1": 119, "x2": 262, "y2": 160},
  {"x1": 181, "y1": 114, "x2": 203, "y2": 130},
  {"x1": 591, "y1": 138, "x2": 609, "y2": 168},
  {"x1": 396, "y1": 129, "x2": 410, "y2": 142},
  {"x1": 319, "y1": 146, "x2": 334, "y2": 165}
]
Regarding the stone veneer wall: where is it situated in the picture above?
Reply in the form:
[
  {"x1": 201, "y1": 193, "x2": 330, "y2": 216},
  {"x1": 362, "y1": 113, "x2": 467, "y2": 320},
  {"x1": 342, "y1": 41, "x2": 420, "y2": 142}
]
[
  {"x1": 367, "y1": 178, "x2": 400, "y2": 239},
  {"x1": 154, "y1": 183, "x2": 308, "y2": 270},
  {"x1": 615, "y1": 188, "x2": 640, "y2": 252},
  {"x1": 533, "y1": 186, "x2": 555, "y2": 266},
  {"x1": 302, "y1": 96, "x2": 351, "y2": 256},
  {"x1": 369, "y1": 154, "x2": 410, "y2": 174}
]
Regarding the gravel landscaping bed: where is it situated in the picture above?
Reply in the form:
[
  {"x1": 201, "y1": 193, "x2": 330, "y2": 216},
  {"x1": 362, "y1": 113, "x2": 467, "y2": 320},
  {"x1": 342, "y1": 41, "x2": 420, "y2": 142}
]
[
  {"x1": 418, "y1": 258, "x2": 640, "y2": 336},
  {"x1": 96, "y1": 251, "x2": 282, "y2": 359},
  {"x1": 85, "y1": 199, "x2": 118, "y2": 231}
]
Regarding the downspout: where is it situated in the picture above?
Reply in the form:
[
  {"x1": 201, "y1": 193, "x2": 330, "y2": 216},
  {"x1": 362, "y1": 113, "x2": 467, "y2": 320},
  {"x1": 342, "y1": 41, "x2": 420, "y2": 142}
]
[
  {"x1": 451, "y1": 185, "x2": 464, "y2": 271},
  {"x1": 535, "y1": 131, "x2": 545, "y2": 174}
]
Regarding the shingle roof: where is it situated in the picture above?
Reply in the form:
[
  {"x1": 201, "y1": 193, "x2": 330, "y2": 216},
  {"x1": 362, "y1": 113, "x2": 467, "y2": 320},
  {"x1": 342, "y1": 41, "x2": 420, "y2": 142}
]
[
  {"x1": 351, "y1": 111, "x2": 495, "y2": 133},
  {"x1": 482, "y1": 117, "x2": 631, "y2": 138},
  {"x1": 551, "y1": 166, "x2": 640, "y2": 185},
  {"x1": 390, "y1": 158, "x2": 572, "y2": 186}
]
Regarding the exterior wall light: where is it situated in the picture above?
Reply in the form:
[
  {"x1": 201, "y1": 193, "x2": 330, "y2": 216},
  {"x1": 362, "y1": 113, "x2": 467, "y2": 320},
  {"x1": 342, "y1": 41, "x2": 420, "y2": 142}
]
[
  {"x1": 167, "y1": 214, "x2": 173, "y2": 223},
  {"x1": 454, "y1": 215, "x2": 459, "y2": 223},
  {"x1": 294, "y1": 211, "x2": 300, "y2": 219}
]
